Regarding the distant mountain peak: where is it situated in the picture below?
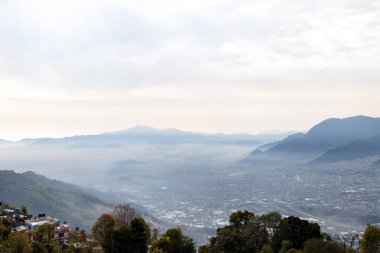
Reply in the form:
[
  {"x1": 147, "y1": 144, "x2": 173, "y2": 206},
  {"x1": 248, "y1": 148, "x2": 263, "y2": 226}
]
[
  {"x1": 128, "y1": 125, "x2": 157, "y2": 132},
  {"x1": 103, "y1": 125, "x2": 187, "y2": 136},
  {"x1": 117, "y1": 125, "x2": 157, "y2": 134}
]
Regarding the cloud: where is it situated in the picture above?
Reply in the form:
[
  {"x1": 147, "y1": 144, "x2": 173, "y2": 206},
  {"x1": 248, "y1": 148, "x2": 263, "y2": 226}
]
[{"x1": 0, "y1": 0, "x2": 380, "y2": 139}]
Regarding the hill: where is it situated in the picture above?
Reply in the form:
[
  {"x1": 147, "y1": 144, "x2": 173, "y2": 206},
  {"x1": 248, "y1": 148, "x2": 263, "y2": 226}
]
[
  {"x1": 245, "y1": 116, "x2": 380, "y2": 162},
  {"x1": 312, "y1": 136, "x2": 380, "y2": 164},
  {"x1": 0, "y1": 170, "x2": 112, "y2": 230}
]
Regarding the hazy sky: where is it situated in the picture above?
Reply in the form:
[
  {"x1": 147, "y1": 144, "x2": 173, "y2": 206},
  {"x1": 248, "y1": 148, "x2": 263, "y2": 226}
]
[{"x1": 1, "y1": 0, "x2": 380, "y2": 140}]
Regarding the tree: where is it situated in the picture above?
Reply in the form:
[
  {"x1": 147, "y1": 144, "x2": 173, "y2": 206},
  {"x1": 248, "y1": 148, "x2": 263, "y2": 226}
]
[
  {"x1": 279, "y1": 240, "x2": 293, "y2": 253},
  {"x1": 182, "y1": 235, "x2": 196, "y2": 253},
  {"x1": 303, "y1": 238, "x2": 344, "y2": 253},
  {"x1": 0, "y1": 223, "x2": 11, "y2": 242},
  {"x1": 243, "y1": 220, "x2": 270, "y2": 252},
  {"x1": 130, "y1": 217, "x2": 150, "y2": 253},
  {"x1": 31, "y1": 241, "x2": 47, "y2": 253},
  {"x1": 260, "y1": 245, "x2": 273, "y2": 253},
  {"x1": 208, "y1": 212, "x2": 269, "y2": 253},
  {"x1": 259, "y1": 212, "x2": 282, "y2": 249},
  {"x1": 287, "y1": 249, "x2": 300, "y2": 253},
  {"x1": 34, "y1": 224, "x2": 55, "y2": 244},
  {"x1": 21, "y1": 205, "x2": 28, "y2": 216},
  {"x1": 151, "y1": 228, "x2": 195, "y2": 253},
  {"x1": 211, "y1": 227, "x2": 241, "y2": 253},
  {"x1": 0, "y1": 217, "x2": 13, "y2": 240},
  {"x1": 203, "y1": 210, "x2": 281, "y2": 253},
  {"x1": 113, "y1": 223, "x2": 132, "y2": 253},
  {"x1": 360, "y1": 225, "x2": 380, "y2": 253},
  {"x1": 92, "y1": 211, "x2": 151, "y2": 253},
  {"x1": 92, "y1": 214, "x2": 115, "y2": 253},
  {"x1": 198, "y1": 245, "x2": 210, "y2": 253},
  {"x1": 276, "y1": 216, "x2": 321, "y2": 250},
  {"x1": 150, "y1": 248, "x2": 166, "y2": 253},
  {"x1": 152, "y1": 236, "x2": 171, "y2": 253},
  {"x1": 229, "y1": 210, "x2": 255, "y2": 229},
  {"x1": 69, "y1": 227, "x2": 87, "y2": 246},
  {"x1": 7, "y1": 232, "x2": 31, "y2": 253},
  {"x1": 113, "y1": 203, "x2": 137, "y2": 225}
]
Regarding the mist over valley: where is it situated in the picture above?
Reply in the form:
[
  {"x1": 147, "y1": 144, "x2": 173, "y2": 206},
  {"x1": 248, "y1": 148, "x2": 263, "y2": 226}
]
[{"x1": 1, "y1": 116, "x2": 379, "y2": 243}]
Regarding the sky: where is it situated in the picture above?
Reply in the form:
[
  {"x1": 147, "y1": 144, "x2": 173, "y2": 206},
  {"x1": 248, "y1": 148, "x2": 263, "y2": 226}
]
[{"x1": 0, "y1": 0, "x2": 380, "y2": 141}]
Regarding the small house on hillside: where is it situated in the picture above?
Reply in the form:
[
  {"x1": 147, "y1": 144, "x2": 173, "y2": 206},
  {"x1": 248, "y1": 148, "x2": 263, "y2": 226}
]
[
  {"x1": 17, "y1": 213, "x2": 70, "y2": 244},
  {"x1": 53, "y1": 224, "x2": 70, "y2": 244}
]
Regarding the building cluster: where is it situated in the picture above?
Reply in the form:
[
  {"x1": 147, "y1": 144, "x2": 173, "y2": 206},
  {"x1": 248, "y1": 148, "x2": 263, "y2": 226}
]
[{"x1": 0, "y1": 202, "x2": 70, "y2": 244}]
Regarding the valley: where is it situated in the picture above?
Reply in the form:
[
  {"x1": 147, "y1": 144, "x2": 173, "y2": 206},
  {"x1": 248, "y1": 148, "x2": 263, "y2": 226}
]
[
  {"x1": 1, "y1": 117, "x2": 380, "y2": 244},
  {"x1": 104, "y1": 156, "x2": 379, "y2": 243}
]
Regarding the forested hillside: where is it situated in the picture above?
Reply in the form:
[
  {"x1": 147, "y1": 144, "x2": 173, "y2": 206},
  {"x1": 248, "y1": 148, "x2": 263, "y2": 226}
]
[{"x1": 0, "y1": 170, "x2": 112, "y2": 229}]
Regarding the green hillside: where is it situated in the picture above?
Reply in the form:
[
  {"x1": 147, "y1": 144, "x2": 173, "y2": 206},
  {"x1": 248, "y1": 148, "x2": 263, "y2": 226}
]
[{"x1": 0, "y1": 170, "x2": 112, "y2": 230}]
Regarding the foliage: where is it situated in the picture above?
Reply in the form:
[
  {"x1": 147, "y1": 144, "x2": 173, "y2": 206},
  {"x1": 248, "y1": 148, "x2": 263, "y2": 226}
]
[
  {"x1": 198, "y1": 245, "x2": 211, "y2": 253},
  {"x1": 259, "y1": 212, "x2": 282, "y2": 249},
  {"x1": 260, "y1": 244, "x2": 273, "y2": 253},
  {"x1": 130, "y1": 217, "x2": 150, "y2": 253},
  {"x1": 151, "y1": 228, "x2": 195, "y2": 253},
  {"x1": 286, "y1": 249, "x2": 300, "y2": 253},
  {"x1": 303, "y1": 238, "x2": 344, "y2": 253},
  {"x1": 0, "y1": 223, "x2": 12, "y2": 242},
  {"x1": 2, "y1": 203, "x2": 379, "y2": 253},
  {"x1": 276, "y1": 216, "x2": 321, "y2": 251},
  {"x1": 360, "y1": 225, "x2": 380, "y2": 253},
  {"x1": 229, "y1": 210, "x2": 255, "y2": 229},
  {"x1": 31, "y1": 241, "x2": 48, "y2": 253},
  {"x1": 21, "y1": 206, "x2": 28, "y2": 216},
  {"x1": 201, "y1": 211, "x2": 324, "y2": 253},
  {"x1": 69, "y1": 228, "x2": 87, "y2": 244},
  {"x1": 279, "y1": 240, "x2": 293, "y2": 253},
  {"x1": 34, "y1": 224, "x2": 56, "y2": 244},
  {"x1": 91, "y1": 209, "x2": 151, "y2": 253},
  {"x1": 207, "y1": 211, "x2": 269, "y2": 253},
  {"x1": 113, "y1": 223, "x2": 132, "y2": 253},
  {"x1": 92, "y1": 214, "x2": 115, "y2": 253},
  {"x1": 7, "y1": 232, "x2": 31, "y2": 253}
]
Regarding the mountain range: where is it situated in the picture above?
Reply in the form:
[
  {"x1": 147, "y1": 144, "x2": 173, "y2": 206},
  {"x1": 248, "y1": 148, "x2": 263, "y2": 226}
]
[
  {"x1": 2, "y1": 116, "x2": 379, "y2": 165},
  {"x1": 1, "y1": 115, "x2": 379, "y2": 243},
  {"x1": 245, "y1": 116, "x2": 380, "y2": 163},
  {"x1": 0, "y1": 126, "x2": 292, "y2": 147}
]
